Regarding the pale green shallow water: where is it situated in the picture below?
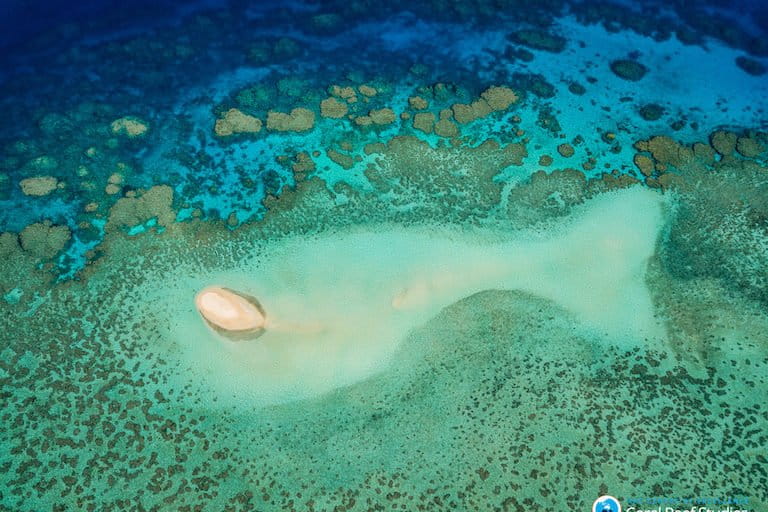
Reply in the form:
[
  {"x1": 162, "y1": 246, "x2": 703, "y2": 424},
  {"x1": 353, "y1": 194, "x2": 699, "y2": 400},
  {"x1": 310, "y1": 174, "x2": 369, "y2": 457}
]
[
  {"x1": 2, "y1": 164, "x2": 768, "y2": 510},
  {"x1": 155, "y1": 187, "x2": 665, "y2": 408}
]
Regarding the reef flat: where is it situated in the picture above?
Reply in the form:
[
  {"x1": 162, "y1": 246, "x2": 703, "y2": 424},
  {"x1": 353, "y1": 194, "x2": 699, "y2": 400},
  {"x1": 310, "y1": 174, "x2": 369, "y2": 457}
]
[{"x1": 0, "y1": 0, "x2": 767, "y2": 510}]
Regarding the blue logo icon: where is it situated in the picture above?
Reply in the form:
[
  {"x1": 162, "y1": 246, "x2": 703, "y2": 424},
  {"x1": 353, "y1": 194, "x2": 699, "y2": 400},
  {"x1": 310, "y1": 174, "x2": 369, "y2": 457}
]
[{"x1": 592, "y1": 495, "x2": 621, "y2": 512}]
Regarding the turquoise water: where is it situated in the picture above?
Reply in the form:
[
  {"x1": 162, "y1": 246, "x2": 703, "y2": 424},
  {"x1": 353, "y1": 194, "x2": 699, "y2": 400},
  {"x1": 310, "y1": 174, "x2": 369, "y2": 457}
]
[{"x1": 0, "y1": 1, "x2": 767, "y2": 510}]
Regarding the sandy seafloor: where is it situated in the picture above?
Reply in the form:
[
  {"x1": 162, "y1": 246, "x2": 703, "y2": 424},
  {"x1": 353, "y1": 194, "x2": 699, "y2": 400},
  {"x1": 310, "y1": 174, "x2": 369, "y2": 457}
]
[{"x1": 0, "y1": 0, "x2": 767, "y2": 510}]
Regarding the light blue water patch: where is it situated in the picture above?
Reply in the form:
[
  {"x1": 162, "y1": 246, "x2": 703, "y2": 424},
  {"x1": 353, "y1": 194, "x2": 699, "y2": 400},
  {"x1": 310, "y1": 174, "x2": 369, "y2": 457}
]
[
  {"x1": 127, "y1": 217, "x2": 158, "y2": 236},
  {"x1": 2, "y1": 287, "x2": 23, "y2": 304},
  {"x1": 55, "y1": 219, "x2": 106, "y2": 280}
]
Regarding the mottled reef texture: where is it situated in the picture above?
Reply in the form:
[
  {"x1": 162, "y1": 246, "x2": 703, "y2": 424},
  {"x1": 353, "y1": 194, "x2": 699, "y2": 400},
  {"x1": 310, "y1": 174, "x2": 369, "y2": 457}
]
[{"x1": 1, "y1": 126, "x2": 767, "y2": 511}]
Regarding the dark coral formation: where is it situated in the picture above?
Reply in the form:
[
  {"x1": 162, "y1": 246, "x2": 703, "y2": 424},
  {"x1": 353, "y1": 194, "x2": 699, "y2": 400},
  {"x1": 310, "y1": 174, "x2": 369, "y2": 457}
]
[
  {"x1": 735, "y1": 55, "x2": 767, "y2": 76},
  {"x1": 609, "y1": 59, "x2": 649, "y2": 81},
  {"x1": 639, "y1": 103, "x2": 665, "y2": 121},
  {"x1": 508, "y1": 29, "x2": 567, "y2": 53}
]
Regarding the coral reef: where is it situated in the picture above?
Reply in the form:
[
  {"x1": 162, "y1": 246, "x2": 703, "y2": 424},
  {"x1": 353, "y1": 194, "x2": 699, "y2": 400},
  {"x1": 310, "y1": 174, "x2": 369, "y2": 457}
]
[
  {"x1": 110, "y1": 116, "x2": 150, "y2": 138},
  {"x1": 610, "y1": 59, "x2": 648, "y2": 81},
  {"x1": 735, "y1": 55, "x2": 766, "y2": 75},
  {"x1": 105, "y1": 185, "x2": 175, "y2": 232},
  {"x1": 451, "y1": 86, "x2": 518, "y2": 124},
  {"x1": 214, "y1": 108, "x2": 262, "y2": 137},
  {"x1": 508, "y1": 29, "x2": 567, "y2": 52},
  {"x1": 19, "y1": 176, "x2": 60, "y2": 196},
  {"x1": 19, "y1": 221, "x2": 71, "y2": 259},
  {"x1": 266, "y1": 108, "x2": 316, "y2": 132},
  {"x1": 320, "y1": 97, "x2": 348, "y2": 118}
]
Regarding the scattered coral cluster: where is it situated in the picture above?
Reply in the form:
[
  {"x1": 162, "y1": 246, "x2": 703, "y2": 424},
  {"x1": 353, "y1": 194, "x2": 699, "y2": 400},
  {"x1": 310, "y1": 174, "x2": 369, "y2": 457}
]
[{"x1": 1, "y1": 116, "x2": 767, "y2": 510}]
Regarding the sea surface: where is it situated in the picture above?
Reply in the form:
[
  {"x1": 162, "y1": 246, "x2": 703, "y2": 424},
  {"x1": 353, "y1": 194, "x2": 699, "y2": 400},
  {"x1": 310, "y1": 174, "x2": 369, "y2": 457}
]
[{"x1": 0, "y1": 0, "x2": 767, "y2": 511}]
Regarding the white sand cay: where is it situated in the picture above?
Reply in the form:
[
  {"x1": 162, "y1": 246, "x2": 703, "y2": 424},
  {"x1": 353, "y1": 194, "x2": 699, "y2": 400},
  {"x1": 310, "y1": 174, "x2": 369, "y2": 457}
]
[
  {"x1": 195, "y1": 287, "x2": 266, "y2": 339},
  {"x1": 180, "y1": 186, "x2": 668, "y2": 406}
]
